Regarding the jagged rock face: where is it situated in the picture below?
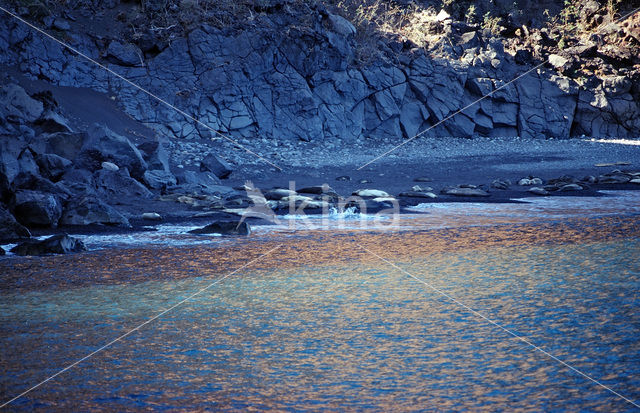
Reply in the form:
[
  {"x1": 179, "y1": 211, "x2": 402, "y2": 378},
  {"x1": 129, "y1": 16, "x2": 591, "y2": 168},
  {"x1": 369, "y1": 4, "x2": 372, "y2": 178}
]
[{"x1": 0, "y1": 11, "x2": 637, "y2": 146}]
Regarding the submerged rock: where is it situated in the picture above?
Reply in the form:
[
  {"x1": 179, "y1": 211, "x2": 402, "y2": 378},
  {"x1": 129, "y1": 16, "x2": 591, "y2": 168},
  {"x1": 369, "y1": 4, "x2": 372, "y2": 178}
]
[
  {"x1": 11, "y1": 234, "x2": 86, "y2": 256},
  {"x1": 189, "y1": 221, "x2": 251, "y2": 236}
]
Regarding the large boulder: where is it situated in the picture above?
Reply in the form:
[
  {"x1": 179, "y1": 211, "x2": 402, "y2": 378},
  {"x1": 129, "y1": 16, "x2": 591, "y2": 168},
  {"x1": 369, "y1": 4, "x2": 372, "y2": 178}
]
[
  {"x1": 43, "y1": 132, "x2": 87, "y2": 161},
  {"x1": 11, "y1": 190, "x2": 63, "y2": 227},
  {"x1": 10, "y1": 234, "x2": 86, "y2": 256},
  {"x1": 137, "y1": 140, "x2": 171, "y2": 172},
  {"x1": 0, "y1": 137, "x2": 39, "y2": 185},
  {"x1": 0, "y1": 207, "x2": 31, "y2": 242},
  {"x1": 35, "y1": 152, "x2": 73, "y2": 181},
  {"x1": 0, "y1": 83, "x2": 43, "y2": 122},
  {"x1": 105, "y1": 40, "x2": 142, "y2": 66},
  {"x1": 200, "y1": 153, "x2": 232, "y2": 179},
  {"x1": 189, "y1": 220, "x2": 251, "y2": 235},
  {"x1": 94, "y1": 169, "x2": 153, "y2": 199},
  {"x1": 76, "y1": 125, "x2": 147, "y2": 180},
  {"x1": 11, "y1": 171, "x2": 72, "y2": 199},
  {"x1": 143, "y1": 169, "x2": 177, "y2": 190},
  {"x1": 60, "y1": 196, "x2": 130, "y2": 227}
]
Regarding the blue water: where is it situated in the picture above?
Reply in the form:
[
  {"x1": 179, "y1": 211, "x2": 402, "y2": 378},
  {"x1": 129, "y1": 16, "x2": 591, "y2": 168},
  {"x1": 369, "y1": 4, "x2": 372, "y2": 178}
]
[
  {"x1": 1, "y1": 234, "x2": 640, "y2": 411},
  {"x1": 2, "y1": 194, "x2": 640, "y2": 411}
]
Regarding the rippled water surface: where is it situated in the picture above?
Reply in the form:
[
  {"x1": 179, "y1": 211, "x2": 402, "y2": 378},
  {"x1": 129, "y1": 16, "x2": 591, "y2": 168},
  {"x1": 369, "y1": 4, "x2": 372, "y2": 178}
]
[{"x1": 1, "y1": 194, "x2": 640, "y2": 411}]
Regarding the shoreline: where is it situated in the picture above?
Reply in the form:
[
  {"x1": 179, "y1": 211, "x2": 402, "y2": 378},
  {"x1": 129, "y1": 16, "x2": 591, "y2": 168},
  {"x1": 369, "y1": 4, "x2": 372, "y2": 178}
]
[{"x1": 2, "y1": 212, "x2": 640, "y2": 292}]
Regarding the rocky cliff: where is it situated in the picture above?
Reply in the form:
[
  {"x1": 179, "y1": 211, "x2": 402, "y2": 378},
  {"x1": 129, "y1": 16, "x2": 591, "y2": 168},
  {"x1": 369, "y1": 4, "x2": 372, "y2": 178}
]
[
  {"x1": 2, "y1": 1, "x2": 638, "y2": 150},
  {"x1": 0, "y1": 0, "x2": 638, "y2": 244}
]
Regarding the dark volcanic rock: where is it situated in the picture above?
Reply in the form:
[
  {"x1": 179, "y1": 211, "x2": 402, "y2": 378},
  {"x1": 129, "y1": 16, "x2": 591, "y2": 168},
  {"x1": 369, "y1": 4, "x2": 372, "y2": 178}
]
[
  {"x1": 105, "y1": 40, "x2": 142, "y2": 66},
  {"x1": 189, "y1": 220, "x2": 251, "y2": 235},
  {"x1": 44, "y1": 132, "x2": 87, "y2": 161},
  {"x1": 0, "y1": 207, "x2": 31, "y2": 242},
  {"x1": 36, "y1": 153, "x2": 73, "y2": 181},
  {"x1": 10, "y1": 234, "x2": 86, "y2": 256},
  {"x1": 94, "y1": 169, "x2": 153, "y2": 200},
  {"x1": 143, "y1": 169, "x2": 177, "y2": 190},
  {"x1": 200, "y1": 154, "x2": 232, "y2": 179},
  {"x1": 12, "y1": 171, "x2": 72, "y2": 199},
  {"x1": 60, "y1": 195, "x2": 131, "y2": 227},
  {"x1": 77, "y1": 125, "x2": 147, "y2": 179},
  {"x1": 12, "y1": 190, "x2": 63, "y2": 227}
]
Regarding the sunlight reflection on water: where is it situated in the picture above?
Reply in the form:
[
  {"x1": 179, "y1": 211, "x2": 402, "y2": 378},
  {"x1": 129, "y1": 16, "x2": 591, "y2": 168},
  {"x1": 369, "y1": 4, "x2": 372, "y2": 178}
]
[{"x1": 1, "y1": 194, "x2": 640, "y2": 411}]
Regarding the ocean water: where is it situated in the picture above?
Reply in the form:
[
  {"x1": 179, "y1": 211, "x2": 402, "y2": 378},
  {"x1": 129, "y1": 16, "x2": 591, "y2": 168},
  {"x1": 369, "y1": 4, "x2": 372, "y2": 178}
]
[{"x1": 1, "y1": 192, "x2": 640, "y2": 411}]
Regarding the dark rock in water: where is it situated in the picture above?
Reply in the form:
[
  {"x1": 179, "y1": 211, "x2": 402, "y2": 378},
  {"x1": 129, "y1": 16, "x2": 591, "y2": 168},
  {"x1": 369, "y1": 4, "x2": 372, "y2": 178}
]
[
  {"x1": 10, "y1": 234, "x2": 86, "y2": 256},
  {"x1": 335, "y1": 175, "x2": 351, "y2": 181},
  {"x1": 0, "y1": 246, "x2": 4, "y2": 255},
  {"x1": 200, "y1": 154, "x2": 232, "y2": 179},
  {"x1": 189, "y1": 221, "x2": 251, "y2": 236},
  {"x1": 0, "y1": 207, "x2": 31, "y2": 242},
  {"x1": 94, "y1": 169, "x2": 153, "y2": 200},
  {"x1": 36, "y1": 153, "x2": 72, "y2": 181},
  {"x1": 12, "y1": 190, "x2": 62, "y2": 227},
  {"x1": 105, "y1": 40, "x2": 142, "y2": 67},
  {"x1": 60, "y1": 195, "x2": 131, "y2": 227},
  {"x1": 77, "y1": 125, "x2": 147, "y2": 180}
]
